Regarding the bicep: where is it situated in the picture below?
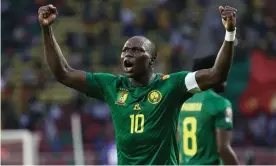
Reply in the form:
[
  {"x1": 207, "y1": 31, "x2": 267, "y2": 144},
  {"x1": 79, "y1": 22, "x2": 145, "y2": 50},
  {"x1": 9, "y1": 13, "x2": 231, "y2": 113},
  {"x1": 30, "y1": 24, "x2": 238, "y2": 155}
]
[
  {"x1": 59, "y1": 69, "x2": 87, "y2": 93},
  {"x1": 61, "y1": 71, "x2": 112, "y2": 101},
  {"x1": 194, "y1": 68, "x2": 219, "y2": 91},
  {"x1": 185, "y1": 68, "x2": 224, "y2": 92},
  {"x1": 184, "y1": 69, "x2": 218, "y2": 94}
]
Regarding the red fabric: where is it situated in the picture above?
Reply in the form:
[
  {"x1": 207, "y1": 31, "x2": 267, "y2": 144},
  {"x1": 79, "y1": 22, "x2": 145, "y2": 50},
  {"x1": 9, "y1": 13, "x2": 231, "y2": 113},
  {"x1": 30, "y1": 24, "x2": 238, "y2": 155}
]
[
  {"x1": 84, "y1": 123, "x2": 103, "y2": 141},
  {"x1": 240, "y1": 83, "x2": 276, "y2": 115},
  {"x1": 1, "y1": 148, "x2": 8, "y2": 160},
  {"x1": 239, "y1": 85, "x2": 260, "y2": 116},
  {"x1": 240, "y1": 50, "x2": 276, "y2": 115},
  {"x1": 62, "y1": 145, "x2": 73, "y2": 152},
  {"x1": 250, "y1": 50, "x2": 276, "y2": 84}
]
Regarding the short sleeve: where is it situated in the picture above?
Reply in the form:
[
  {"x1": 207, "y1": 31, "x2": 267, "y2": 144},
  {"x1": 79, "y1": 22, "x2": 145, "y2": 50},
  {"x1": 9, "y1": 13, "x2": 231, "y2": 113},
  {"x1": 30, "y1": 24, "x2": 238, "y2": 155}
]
[
  {"x1": 169, "y1": 71, "x2": 194, "y2": 99},
  {"x1": 214, "y1": 99, "x2": 233, "y2": 130},
  {"x1": 170, "y1": 71, "x2": 189, "y2": 91},
  {"x1": 85, "y1": 72, "x2": 116, "y2": 101}
]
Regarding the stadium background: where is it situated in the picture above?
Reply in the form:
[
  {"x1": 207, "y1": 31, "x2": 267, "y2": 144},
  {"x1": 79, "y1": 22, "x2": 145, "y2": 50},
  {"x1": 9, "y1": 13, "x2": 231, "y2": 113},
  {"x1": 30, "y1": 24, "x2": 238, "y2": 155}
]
[{"x1": 1, "y1": 0, "x2": 276, "y2": 165}]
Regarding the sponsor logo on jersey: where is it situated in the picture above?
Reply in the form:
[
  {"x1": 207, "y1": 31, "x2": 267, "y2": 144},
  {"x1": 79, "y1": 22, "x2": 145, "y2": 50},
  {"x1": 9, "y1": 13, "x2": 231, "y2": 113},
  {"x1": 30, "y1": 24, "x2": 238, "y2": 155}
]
[
  {"x1": 181, "y1": 103, "x2": 202, "y2": 111},
  {"x1": 133, "y1": 103, "x2": 141, "y2": 110},
  {"x1": 115, "y1": 88, "x2": 129, "y2": 105},
  {"x1": 148, "y1": 90, "x2": 162, "y2": 104},
  {"x1": 225, "y1": 107, "x2": 233, "y2": 123},
  {"x1": 161, "y1": 74, "x2": 170, "y2": 80}
]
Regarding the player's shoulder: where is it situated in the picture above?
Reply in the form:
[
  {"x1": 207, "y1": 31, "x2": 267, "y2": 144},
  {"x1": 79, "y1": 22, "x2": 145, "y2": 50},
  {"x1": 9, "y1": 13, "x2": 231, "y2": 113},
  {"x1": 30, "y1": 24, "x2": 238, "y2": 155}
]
[
  {"x1": 159, "y1": 71, "x2": 190, "y2": 83},
  {"x1": 87, "y1": 72, "x2": 116, "y2": 77},
  {"x1": 214, "y1": 95, "x2": 231, "y2": 108},
  {"x1": 204, "y1": 90, "x2": 228, "y2": 102},
  {"x1": 86, "y1": 72, "x2": 122, "y2": 83},
  {"x1": 169, "y1": 71, "x2": 190, "y2": 78},
  {"x1": 209, "y1": 92, "x2": 231, "y2": 112}
]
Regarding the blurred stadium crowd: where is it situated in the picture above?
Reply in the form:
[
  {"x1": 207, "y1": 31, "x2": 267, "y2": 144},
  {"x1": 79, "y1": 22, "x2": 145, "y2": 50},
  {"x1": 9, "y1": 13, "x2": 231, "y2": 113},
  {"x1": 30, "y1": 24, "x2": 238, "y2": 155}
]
[{"x1": 1, "y1": 0, "x2": 276, "y2": 164}]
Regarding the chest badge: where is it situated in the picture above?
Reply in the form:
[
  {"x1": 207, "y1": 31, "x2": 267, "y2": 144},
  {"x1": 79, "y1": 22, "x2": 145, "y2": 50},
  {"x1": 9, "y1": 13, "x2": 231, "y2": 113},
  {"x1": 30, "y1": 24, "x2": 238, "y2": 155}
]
[
  {"x1": 115, "y1": 89, "x2": 129, "y2": 105},
  {"x1": 148, "y1": 90, "x2": 162, "y2": 104}
]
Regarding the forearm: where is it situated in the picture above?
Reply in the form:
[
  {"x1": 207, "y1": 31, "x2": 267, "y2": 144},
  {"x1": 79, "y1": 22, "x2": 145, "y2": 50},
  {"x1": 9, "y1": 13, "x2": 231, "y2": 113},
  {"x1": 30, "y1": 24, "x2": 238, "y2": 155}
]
[
  {"x1": 42, "y1": 26, "x2": 71, "y2": 80},
  {"x1": 212, "y1": 6, "x2": 237, "y2": 83},
  {"x1": 212, "y1": 39, "x2": 235, "y2": 82},
  {"x1": 219, "y1": 146, "x2": 239, "y2": 165},
  {"x1": 193, "y1": 30, "x2": 236, "y2": 91}
]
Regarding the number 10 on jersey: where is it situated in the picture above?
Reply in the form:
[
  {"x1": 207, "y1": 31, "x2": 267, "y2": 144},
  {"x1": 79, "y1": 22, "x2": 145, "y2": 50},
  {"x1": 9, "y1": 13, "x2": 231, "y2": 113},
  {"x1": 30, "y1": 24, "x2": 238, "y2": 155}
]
[{"x1": 130, "y1": 114, "x2": 144, "y2": 133}]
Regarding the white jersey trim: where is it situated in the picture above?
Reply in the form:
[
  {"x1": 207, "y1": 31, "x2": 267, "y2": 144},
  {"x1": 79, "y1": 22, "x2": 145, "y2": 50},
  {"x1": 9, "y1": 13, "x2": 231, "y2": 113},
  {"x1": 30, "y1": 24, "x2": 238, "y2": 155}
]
[{"x1": 185, "y1": 72, "x2": 201, "y2": 94}]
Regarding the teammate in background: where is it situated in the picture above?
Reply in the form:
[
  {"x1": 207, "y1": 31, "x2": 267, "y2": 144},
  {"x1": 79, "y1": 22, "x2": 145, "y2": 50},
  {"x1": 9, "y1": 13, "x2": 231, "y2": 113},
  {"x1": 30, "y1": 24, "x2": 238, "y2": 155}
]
[
  {"x1": 178, "y1": 55, "x2": 240, "y2": 165},
  {"x1": 38, "y1": 4, "x2": 237, "y2": 165}
]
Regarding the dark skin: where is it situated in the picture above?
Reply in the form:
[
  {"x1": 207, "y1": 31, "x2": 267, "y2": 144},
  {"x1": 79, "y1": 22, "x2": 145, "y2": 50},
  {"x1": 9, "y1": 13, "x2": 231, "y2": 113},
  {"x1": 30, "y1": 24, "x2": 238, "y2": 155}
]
[
  {"x1": 195, "y1": 5, "x2": 238, "y2": 91},
  {"x1": 216, "y1": 129, "x2": 239, "y2": 165},
  {"x1": 38, "y1": 4, "x2": 235, "y2": 89},
  {"x1": 213, "y1": 82, "x2": 226, "y2": 94},
  {"x1": 120, "y1": 36, "x2": 157, "y2": 86},
  {"x1": 39, "y1": 4, "x2": 239, "y2": 164}
]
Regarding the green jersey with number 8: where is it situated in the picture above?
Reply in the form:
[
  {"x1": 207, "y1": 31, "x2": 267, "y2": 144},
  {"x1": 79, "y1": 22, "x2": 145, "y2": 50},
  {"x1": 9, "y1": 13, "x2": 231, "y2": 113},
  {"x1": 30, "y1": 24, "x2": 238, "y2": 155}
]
[
  {"x1": 85, "y1": 71, "x2": 194, "y2": 165},
  {"x1": 178, "y1": 90, "x2": 233, "y2": 165}
]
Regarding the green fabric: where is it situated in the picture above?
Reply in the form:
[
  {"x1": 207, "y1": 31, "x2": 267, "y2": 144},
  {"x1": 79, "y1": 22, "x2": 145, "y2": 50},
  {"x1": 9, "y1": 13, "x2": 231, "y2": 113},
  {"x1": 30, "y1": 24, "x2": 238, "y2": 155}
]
[
  {"x1": 178, "y1": 90, "x2": 233, "y2": 165},
  {"x1": 85, "y1": 72, "x2": 193, "y2": 165}
]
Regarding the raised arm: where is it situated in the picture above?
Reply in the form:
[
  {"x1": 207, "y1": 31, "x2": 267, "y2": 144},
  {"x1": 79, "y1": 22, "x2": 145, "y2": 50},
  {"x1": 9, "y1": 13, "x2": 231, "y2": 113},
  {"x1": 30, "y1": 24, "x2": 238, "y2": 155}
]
[
  {"x1": 185, "y1": 6, "x2": 237, "y2": 92},
  {"x1": 38, "y1": 4, "x2": 87, "y2": 93}
]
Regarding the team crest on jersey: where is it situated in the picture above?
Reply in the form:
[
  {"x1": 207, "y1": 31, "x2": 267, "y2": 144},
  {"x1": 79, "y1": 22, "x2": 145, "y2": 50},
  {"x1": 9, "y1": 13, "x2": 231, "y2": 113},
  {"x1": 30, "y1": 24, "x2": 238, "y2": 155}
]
[
  {"x1": 115, "y1": 88, "x2": 129, "y2": 105},
  {"x1": 161, "y1": 74, "x2": 170, "y2": 80},
  {"x1": 225, "y1": 107, "x2": 233, "y2": 123},
  {"x1": 148, "y1": 90, "x2": 162, "y2": 104}
]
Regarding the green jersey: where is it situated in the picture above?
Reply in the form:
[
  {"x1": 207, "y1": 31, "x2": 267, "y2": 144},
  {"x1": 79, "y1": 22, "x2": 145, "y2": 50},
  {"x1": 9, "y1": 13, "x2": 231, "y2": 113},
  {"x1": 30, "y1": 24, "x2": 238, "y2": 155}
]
[
  {"x1": 178, "y1": 90, "x2": 233, "y2": 165},
  {"x1": 85, "y1": 72, "x2": 193, "y2": 165}
]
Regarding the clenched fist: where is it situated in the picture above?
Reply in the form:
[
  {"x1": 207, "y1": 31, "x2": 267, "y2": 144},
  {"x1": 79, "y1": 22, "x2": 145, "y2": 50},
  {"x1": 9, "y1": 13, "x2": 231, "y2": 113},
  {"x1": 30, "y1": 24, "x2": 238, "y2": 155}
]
[
  {"x1": 219, "y1": 6, "x2": 237, "y2": 32},
  {"x1": 38, "y1": 4, "x2": 58, "y2": 27}
]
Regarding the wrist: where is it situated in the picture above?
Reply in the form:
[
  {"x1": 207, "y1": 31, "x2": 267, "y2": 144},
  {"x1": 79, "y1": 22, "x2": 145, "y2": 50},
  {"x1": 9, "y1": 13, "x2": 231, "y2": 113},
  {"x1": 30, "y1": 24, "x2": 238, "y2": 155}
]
[
  {"x1": 225, "y1": 28, "x2": 236, "y2": 41},
  {"x1": 42, "y1": 26, "x2": 52, "y2": 33}
]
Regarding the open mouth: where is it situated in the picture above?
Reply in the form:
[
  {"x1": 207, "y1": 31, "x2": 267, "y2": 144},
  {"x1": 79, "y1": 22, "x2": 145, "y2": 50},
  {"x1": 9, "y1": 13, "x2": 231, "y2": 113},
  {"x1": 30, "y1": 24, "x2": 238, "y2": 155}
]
[{"x1": 123, "y1": 59, "x2": 134, "y2": 72}]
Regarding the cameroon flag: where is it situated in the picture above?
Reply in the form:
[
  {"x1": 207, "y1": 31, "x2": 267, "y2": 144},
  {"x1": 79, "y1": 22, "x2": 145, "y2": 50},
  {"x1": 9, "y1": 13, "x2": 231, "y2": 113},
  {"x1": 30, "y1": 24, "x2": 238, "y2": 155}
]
[
  {"x1": 116, "y1": 90, "x2": 129, "y2": 105},
  {"x1": 239, "y1": 50, "x2": 276, "y2": 115}
]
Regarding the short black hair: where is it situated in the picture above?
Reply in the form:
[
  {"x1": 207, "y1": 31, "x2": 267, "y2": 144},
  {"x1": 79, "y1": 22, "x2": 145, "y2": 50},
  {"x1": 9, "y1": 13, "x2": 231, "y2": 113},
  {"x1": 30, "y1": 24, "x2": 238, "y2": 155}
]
[{"x1": 192, "y1": 55, "x2": 217, "y2": 71}]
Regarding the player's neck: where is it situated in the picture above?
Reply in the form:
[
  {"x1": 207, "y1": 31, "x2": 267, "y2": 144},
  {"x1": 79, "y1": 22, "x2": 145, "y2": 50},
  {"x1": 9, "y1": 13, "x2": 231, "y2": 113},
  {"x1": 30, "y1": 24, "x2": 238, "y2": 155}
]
[
  {"x1": 213, "y1": 88, "x2": 224, "y2": 94},
  {"x1": 129, "y1": 72, "x2": 156, "y2": 87}
]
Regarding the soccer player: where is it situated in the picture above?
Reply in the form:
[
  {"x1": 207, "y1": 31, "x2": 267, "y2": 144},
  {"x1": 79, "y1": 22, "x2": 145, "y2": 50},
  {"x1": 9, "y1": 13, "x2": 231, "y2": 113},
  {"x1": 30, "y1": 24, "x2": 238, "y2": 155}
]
[
  {"x1": 38, "y1": 4, "x2": 237, "y2": 165},
  {"x1": 178, "y1": 55, "x2": 239, "y2": 165}
]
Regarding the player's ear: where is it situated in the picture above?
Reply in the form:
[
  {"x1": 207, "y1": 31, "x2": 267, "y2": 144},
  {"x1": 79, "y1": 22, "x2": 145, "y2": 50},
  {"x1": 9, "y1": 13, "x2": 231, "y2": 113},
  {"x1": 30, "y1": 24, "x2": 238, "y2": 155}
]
[{"x1": 150, "y1": 57, "x2": 156, "y2": 66}]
